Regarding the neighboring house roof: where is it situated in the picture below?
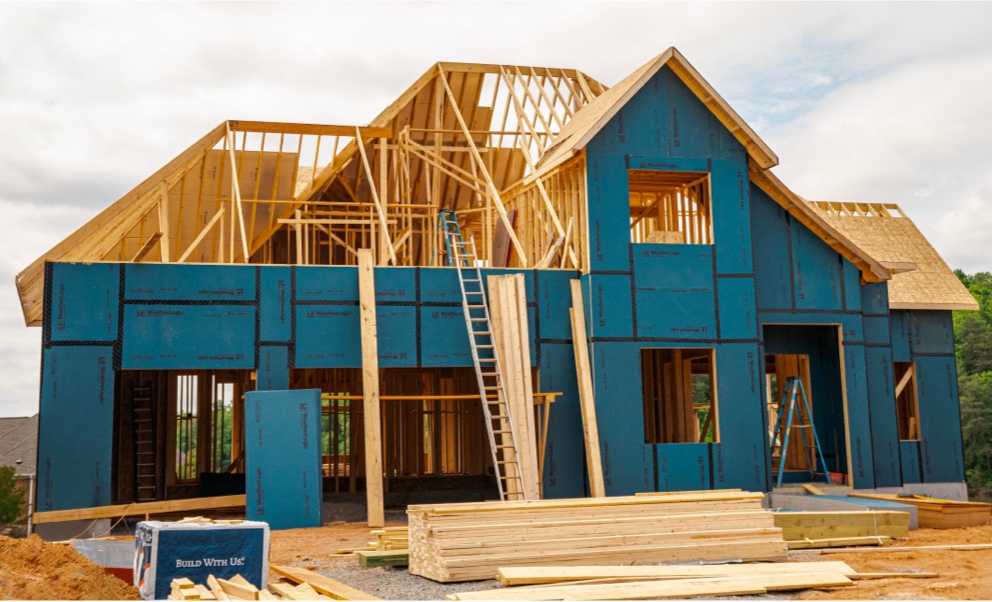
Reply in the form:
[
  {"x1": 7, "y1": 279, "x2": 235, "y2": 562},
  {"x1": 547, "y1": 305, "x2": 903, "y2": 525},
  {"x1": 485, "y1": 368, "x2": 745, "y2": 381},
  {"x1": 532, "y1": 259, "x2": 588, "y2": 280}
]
[
  {"x1": 0, "y1": 414, "x2": 38, "y2": 477},
  {"x1": 809, "y1": 201, "x2": 978, "y2": 311}
]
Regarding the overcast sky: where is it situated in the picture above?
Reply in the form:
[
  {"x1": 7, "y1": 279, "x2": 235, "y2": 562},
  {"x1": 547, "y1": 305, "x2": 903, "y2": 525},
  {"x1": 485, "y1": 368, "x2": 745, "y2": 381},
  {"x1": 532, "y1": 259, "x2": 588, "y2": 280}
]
[{"x1": 1, "y1": 2, "x2": 991, "y2": 417}]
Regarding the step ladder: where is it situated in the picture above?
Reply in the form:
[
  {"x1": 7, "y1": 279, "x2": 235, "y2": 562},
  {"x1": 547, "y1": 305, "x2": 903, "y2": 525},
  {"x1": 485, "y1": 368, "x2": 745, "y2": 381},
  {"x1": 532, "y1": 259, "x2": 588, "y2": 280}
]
[
  {"x1": 438, "y1": 209, "x2": 526, "y2": 501},
  {"x1": 770, "y1": 377, "x2": 830, "y2": 488},
  {"x1": 132, "y1": 385, "x2": 158, "y2": 502}
]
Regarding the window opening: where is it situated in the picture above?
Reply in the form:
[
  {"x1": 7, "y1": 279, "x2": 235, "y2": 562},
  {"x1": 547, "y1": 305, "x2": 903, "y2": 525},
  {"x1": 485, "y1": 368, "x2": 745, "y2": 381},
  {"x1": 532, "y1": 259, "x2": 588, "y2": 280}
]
[
  {"x1": 629, "y1": 170, "x2": 711, "y2": 244},
  {"x1": 175, "y1": 374, "x2": 198, "y2": 482},
  {"x1": 642, "y1": 348, "x2": 718, "y2": 444},
  {"x1": 894, "y1": 362, "x2": 920, "y2": 440}
]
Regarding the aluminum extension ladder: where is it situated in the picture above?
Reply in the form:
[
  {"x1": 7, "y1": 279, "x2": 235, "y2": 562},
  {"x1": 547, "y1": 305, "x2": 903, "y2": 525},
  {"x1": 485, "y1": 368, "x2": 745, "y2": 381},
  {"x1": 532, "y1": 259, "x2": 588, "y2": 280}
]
[
  {"x1": 438, "y1": 209, "x2": 526, "y2": 501},
  {"x1": 771, "y1": 376, "x2": 831, "y2": 488}
]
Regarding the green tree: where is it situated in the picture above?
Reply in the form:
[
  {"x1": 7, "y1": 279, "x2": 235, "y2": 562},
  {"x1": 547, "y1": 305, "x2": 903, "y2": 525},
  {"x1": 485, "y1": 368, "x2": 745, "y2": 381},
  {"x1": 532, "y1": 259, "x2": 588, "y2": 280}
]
[
  {"x1": 0, "y1": 465, "x2": 28, "y2": 527},
  {"x1": 954, "y1": 270, "x2": 992, "y2": 496}
]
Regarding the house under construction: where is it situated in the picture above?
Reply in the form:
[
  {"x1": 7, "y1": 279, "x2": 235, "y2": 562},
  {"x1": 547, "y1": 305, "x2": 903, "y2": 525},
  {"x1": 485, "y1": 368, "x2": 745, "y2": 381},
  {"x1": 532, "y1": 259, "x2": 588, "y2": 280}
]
[{"x1": 17, "y1": 48, "x2": 978, "y2": 525}]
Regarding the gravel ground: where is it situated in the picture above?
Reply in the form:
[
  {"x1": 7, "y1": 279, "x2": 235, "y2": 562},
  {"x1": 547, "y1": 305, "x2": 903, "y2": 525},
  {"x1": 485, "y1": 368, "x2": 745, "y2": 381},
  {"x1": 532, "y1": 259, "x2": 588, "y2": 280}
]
[{"x1": 310, "y1": 558, "x2": 502, "y2": 600}]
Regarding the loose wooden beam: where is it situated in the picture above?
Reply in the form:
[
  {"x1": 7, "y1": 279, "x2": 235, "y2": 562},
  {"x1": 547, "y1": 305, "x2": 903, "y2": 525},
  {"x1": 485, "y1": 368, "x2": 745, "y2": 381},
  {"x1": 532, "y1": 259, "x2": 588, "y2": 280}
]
[
  {"x1": 270, "y1": 564, "x2": 380, "y2": 600},
  {"x1": 569, "y1": 279, "x2": 605, "y2": 497},
  {"x1": 355, "y1": 130, "x2": 396, "y2": 266},
  {"x1": 358, "y1": 249, "x2": 385, "y2": 527},
  {"x1": 33, "y1": 494, "x2": 246, "y2": 524}
]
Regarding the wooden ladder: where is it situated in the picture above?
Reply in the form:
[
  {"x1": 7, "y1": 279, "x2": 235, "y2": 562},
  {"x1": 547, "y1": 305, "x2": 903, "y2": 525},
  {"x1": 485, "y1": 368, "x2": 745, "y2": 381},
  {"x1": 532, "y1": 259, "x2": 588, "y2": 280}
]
[
  {"x1": 438, "y1": 209, "x2": 526, "y2": 501},
  {"x1": 770, "y1": 377, "x2": 830, "y2": 488},
  {"x1": 132, "y1": 385, "x2": 158, "y2": 502}
]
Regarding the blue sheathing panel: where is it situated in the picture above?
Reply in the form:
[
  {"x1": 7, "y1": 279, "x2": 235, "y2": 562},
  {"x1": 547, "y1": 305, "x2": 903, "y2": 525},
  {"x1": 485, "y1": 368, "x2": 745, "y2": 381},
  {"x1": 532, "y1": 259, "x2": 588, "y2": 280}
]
[
  {"x1": 863, "y1": 317, "x2": 891, "y2": 345},
  {"x1": 751, "y1": 184, "x2": 792, "y2": 311},
  {"x1": 295, "y1": 306, "x2": 360, "y2": 368},
  {"x1": 843, "y1": 344, "x2": 875, "y2": 488},
  {"x1": 713, "y1": 343, "x2": 766, "y2": 491},
  {"x1": 419, "y1": 268, "x2": 462, "y2": 303},
  {"x1": 900, "y1": 440, "x2": 922, "y2": 484},
  {"x1": 295, "y1": 266, "x2": 357, "y2": 302},
  {"x1": 844, "y1": 262, "x2": 864, "y2": 312},
  {"x1": 792, "y1": 226, "x2": 844, "y2": 312},
  {"x1": 916, "y1": 355, "x2": 965, "y2": 482},
  {"x1": 717, "y1": 278, "x2": 757, "y2": 340},
  {"x1": 37, "y1": 346, "x2": 113, "y2": 511},
  {"x1": 909, "y1": 311, "x2": 955, "y2": 355},
  {"x1": 657, "y1": 444, "x2": 710, "y2": 492},
  {"x1": 259, "y1": 267, "x2": 291, "y2": 342},
  {"x1": 539, "y1": 343, "x2": 585, "y2": 499},
  {"x1": 125, "y1": 264, "x2": 255, "y2": 301},
  {"x1": 245, "y1": 389, "x2": 323, "y2": 530},
  {"x1": 889, "y1": 311, "x2": 912, "y2": 361},
  {"x1": 584, "y1": 153, "x2": 630, "y2": 272},
  {"x1": 49, "y1": 263, "x2": 119, "y2": 342},
  {"x1": 376, "y1": 306, "x2": 417, "y2": 367},
  {"x1": 633, "y1": 245, "x2": 715, "y2": 340},
  {"x1": 865, "y1": 347, "x2": 901, "y2": 487},
  {"x1": 420, "y1": 307, "x2": 473, "y2": 367},
  {"x1": 710, "y1": 159, "x2": 752, "y2": 275},
  {"x1": 537, "y1": 270, "x2": 580, "y2": 341},
  {"x1": 592, "y1": 343, "x2": 653, "y2": 495},
  {"x1": 586, "y1": 275, "x2": 634, "y2": 339},
  {"x1": 257, "y1": 347, "x2": 289, "y2": 391},
  {"x1": 123, "y1": 305, "x2": 255, "y2": 369},
  {"x1": 861, "y1": 282, "x2": 889, "y2": 316},
  {"x1": 374, "y1": 267, "x2": 416, "y2": 303}
]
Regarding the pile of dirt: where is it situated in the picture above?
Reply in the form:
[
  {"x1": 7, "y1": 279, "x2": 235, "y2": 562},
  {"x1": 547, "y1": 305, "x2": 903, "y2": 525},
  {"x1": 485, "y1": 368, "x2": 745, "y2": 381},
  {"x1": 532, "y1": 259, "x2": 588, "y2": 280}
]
[{"x1": 0, "y1": 535, "x2": 140, "y2": 600}]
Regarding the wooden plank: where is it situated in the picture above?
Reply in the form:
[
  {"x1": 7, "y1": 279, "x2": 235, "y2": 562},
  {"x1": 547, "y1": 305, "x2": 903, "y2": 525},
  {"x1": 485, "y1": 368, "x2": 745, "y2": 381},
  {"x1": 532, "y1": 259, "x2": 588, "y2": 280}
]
[
  {"x1": 451, "y1": 573, "x2": 852, "y2": 600},
  {"x1": 33, "y1": 494, "x2": 246, "y2": 524},
  {"x1": 357, "y1": 549, "x2": 410, "y2": 567},
  {"x1": 207, "y1": 575, "x2": 232, "y2": 600},
  {"x1": 802, "y1": 484, "x2": 826, "y2": 496},
  {"x1": 216, "y1": 578, "x2": 259, "y2": 600},
  {"x1": 228, "y1": 121, "x2": 391, "y2": 138},
  {"x1": 787, "y1": 536, "x2": 891, "y2": 549},
  {"x1": 819, "y1": 543, "x2": 992, "y2": 555},
  {"x1": 270, "y1": 564, "x2": 380, "y2": 600},
  {"x1": 497, "y1": 561, "x2": 859, "y2": 586},
  {"x1": 569, "y1": 279, "x2": 605, "y2": 497},
  {"x1": 358, "y1": 249, "x2": 385, "y2": 527}
]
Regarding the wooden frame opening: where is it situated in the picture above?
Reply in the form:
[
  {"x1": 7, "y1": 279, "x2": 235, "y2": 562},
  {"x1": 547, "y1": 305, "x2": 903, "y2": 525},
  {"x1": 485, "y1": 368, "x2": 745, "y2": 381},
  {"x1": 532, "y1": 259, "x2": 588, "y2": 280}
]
[
  {"x1": 894, "y1": 361, "x2": 920, "y2": 441},
  {"x1": 641, "y1": 348, "x2": 718, "y2": 444},
  {"x1": 629, "y1": 170, "x2": 711, "y2": 244}
]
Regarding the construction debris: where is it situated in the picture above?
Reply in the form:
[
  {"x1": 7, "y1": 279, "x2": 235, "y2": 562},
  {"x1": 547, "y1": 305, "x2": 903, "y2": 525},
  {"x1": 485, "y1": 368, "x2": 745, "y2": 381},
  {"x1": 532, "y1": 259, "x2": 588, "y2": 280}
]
[
  {"x1": 408, "y1": 491, "x2": 787, "y2": 582},
  {"x1": 270, "y1": 564, "x2": 380, "y2": 600},
  {"x1": 168, "y1": 571, "x2": 373, "y2": 601}
]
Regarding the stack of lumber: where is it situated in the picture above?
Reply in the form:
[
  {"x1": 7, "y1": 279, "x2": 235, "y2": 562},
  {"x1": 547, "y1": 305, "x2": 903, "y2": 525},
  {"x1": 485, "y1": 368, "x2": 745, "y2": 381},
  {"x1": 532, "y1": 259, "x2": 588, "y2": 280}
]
[
  {"x1": 487, "y1": 274, "x2": 540, "y2": 500},
  {"x1": 167, "y1": 567, "x2": 378, "y2": 601},
  {"x1": 358, "y1": 526, "x2": 410, "y2": 567},
  {"x1": 369, "y1": 526, "x2": 408, "y2": 550},
  {"x1": 847, "y1": 493, "x2": 991, "y2": 529},
  {"x1": 444, "y1": 561, "x2": 937, "y2": 600},
  {"x1": 774, "y1": 510, "x2": 909, "y2": 549},
  {"x1": 408, "y1": 491, "x2": 787, "y2": 583}
]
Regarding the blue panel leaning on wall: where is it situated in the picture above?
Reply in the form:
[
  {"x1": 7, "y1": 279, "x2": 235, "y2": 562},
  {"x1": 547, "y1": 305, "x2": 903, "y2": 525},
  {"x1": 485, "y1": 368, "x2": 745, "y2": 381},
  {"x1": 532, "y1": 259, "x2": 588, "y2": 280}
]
[
  {"x1": 245, "y1": 389, "x2": 323, "y2": 529},
  {"x1": 37, "y1": 346, "x2": 114, "y2": 511}
]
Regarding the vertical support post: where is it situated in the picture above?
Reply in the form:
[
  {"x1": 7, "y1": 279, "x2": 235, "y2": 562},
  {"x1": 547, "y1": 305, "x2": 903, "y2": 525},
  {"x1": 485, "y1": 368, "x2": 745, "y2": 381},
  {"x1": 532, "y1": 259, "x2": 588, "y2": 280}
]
[
  {"x1": 358, "y1": 249, "x2": 385, "y2": 527},
  {"x1": 570, "y1": 279, "x2": 606, "y2": 497},
  {"x1": 158, "y1": 182, "x2": 172, "y2": 262}
]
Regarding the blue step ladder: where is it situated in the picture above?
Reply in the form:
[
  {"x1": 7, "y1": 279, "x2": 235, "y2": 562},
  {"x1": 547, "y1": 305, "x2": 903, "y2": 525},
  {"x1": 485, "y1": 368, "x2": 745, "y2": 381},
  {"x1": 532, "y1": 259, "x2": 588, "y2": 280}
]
[
  {"x1": 438, "y1": 209, "x2": 526, "y2": 501},
  {"x1": 771, "y1": 377, "x2": 831, "y2": 488}
]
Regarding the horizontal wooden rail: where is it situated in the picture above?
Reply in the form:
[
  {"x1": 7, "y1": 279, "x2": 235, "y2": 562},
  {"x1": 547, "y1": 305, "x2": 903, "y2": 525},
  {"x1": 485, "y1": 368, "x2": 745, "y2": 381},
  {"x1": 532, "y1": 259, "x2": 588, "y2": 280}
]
[
  {"x1": 33, "y1": 494, "x2": 246, "y2": 524},
  {"x1": 227, "y1": 120, "x2": 392, "y2": 138}
]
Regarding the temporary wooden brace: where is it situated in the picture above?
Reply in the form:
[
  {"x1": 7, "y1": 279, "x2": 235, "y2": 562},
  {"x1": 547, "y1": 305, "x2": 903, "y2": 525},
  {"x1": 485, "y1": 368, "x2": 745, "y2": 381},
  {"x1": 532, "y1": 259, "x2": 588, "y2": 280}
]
[
  {"x1": 358, "y1": 249, "x2": 385, "y2": 528},
  {"x1": 569, "y1": 280, "x2": 605, "y2": 497}
]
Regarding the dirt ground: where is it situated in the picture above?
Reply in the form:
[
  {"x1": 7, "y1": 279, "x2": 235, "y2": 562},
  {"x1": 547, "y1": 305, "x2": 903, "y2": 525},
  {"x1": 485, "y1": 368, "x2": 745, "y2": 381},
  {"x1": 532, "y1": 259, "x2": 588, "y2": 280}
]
[
  {"x1": 270, "y1": 521, "x2": 992, "y2": 600},
  {"x1": 0, "y1": 535, "x2": 140, "y2": 600}
]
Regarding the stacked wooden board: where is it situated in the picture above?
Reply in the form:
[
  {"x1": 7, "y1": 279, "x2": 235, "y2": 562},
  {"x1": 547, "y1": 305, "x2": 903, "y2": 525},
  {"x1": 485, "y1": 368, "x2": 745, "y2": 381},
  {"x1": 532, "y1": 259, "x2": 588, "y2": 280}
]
[
  {"x1": 847, "y1": 493, "x2": 991, "y2": 529},
  {"x1": 408, "y1": 491, "x2": 787, "y2": 582},
  {"x1": 774, "y1": 510, "x2": 910, "y2": 549}
]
